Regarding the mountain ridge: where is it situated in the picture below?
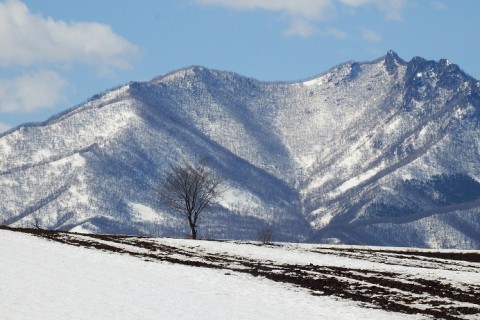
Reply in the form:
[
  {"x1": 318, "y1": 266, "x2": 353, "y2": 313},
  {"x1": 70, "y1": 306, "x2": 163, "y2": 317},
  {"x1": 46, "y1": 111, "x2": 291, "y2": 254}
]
[{"x1": 1, "y1": 51, "x2": 480, "y2": 248}]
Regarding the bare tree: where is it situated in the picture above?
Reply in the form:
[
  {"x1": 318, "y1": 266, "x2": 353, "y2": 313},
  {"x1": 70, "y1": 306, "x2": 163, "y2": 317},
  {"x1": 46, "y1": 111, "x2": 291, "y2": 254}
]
[
  {"x1": 33, "y1": 217, "x2": 43, "y2": 230},
  {"x1": 257, "y1": 228, "x2": 274, "y2": 245},
  {"x1": 160, "y1": 163, "x2": 225, "y2": 239}
]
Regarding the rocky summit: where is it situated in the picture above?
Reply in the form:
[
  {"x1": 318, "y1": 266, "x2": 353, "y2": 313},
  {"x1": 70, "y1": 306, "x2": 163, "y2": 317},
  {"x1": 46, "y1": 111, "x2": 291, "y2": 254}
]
[{"x1": 1, "y1": 51, "x2": 480, "y2": 249}]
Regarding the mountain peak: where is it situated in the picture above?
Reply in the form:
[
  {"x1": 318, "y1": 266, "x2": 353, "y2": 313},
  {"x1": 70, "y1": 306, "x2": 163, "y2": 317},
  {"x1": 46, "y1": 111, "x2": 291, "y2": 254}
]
[
  {"x1": 386, "y1": 50, "x2": 400, "y2": 59},
  {"x1": 384, "y1": 50, "x2": 405, "y2": 75}
]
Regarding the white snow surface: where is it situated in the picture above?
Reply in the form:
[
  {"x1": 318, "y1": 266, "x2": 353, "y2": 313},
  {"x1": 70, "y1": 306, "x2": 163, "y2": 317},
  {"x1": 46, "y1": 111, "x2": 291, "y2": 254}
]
[{"x1": 0, "y1": 230, "x2": 425, "y2": 320}]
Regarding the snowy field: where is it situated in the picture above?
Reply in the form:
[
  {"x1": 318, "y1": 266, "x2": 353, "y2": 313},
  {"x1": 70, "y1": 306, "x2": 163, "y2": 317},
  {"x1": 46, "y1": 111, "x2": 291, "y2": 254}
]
[{"x1": 1, "y1": 228, "x2": 479, "y2": 320}]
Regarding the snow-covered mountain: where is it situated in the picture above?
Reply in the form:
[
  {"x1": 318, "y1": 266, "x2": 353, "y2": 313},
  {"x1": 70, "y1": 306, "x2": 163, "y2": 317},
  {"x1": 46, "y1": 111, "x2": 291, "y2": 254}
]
[{"x1": 1, "y1": 51, "x2": 480, "y2": 249}]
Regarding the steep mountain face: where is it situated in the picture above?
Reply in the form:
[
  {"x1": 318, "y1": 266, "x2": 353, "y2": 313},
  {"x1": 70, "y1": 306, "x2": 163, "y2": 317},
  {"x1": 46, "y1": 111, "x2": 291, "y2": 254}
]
[{"x1": 1, "y1": 51, "x2": 480, "y2": 248}]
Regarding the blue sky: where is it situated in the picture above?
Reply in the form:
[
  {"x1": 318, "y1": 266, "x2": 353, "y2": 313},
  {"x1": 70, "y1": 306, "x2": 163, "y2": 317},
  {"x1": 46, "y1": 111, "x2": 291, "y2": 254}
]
[{"x1": 0, "y1": 0, "x2": 479, "y2": 131}]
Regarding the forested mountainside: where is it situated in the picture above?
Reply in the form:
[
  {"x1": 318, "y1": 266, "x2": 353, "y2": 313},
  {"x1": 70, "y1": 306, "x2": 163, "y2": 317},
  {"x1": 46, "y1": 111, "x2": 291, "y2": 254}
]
[{"x1": 1, "y1": 51, "x2": 480, "y2": 248}]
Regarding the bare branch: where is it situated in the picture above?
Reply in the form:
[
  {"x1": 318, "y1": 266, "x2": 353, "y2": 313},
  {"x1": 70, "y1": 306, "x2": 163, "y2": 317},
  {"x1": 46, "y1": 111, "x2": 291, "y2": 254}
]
[{"x1": 160, "y1": 162, "x2": 226, "y2": 239}]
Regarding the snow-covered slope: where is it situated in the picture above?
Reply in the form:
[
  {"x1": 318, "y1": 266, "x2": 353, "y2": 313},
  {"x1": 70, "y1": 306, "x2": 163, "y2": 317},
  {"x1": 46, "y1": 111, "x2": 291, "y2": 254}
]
[
  {"x1": 1, "y1": 51, "x2": 480, "y2": 248},
  {"x1": 3, "y1": 229, "x2": 429, "y2": 320},
  {"x1": 2, "y1": 227, "x2": 480, "y2": 319}
]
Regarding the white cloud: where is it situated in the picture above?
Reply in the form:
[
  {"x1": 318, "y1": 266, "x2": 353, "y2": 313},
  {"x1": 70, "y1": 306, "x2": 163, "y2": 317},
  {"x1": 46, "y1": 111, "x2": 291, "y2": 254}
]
[
  {"x1": 193, "y1": 0, "x2": 411, "y2": 37},
  {"x1": 340, "y1": 0, "x2": 409, "y2": 21},
  {"x1": 194, "y1": 0, "x2": 336, "y2": 36},
  {"x1": 319, "y1": 27, "x2": 348, "y2": 39},
  {"x1": 0, "y1": 122, "x2": 11, "y2": 132},
  {"x1": 0, "y1": 0, "x2": 140, "y2": 69},
  {"x1": 431, "y1": 1, "x2": 448, "y2": 11},
  {"x1": 284, "y1": 19, "x2": 317, "y2": 37},
  {"x1": 0, "y1": 70, "x2": 68, "y2": 113},
  {"x1": 360, "y1": 27, "x2": 382, "y2": 42},
  {"x1": 194, "y1": 0, "x2": 336, "y2": 19}
]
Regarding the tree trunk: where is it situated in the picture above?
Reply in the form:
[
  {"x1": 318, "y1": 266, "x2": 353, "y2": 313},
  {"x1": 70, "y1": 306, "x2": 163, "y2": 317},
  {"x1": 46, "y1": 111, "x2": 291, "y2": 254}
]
[
  {"x1": 188, "y1": 219, "x2": 197, "y2": 239},
  {"x1": 190, "y1": 227, "x2": 197, "y2": 239}
]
